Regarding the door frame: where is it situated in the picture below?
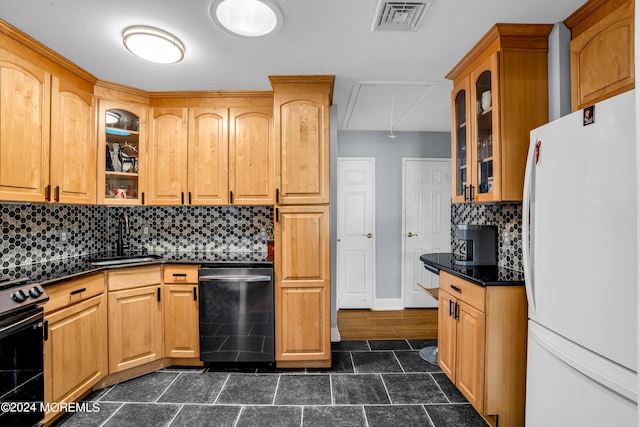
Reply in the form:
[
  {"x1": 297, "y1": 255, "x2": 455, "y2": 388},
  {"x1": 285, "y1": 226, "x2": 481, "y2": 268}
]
[
  {"x1": 400, "y1": 157, "x2": 451, "y2": 308},
  {"x1": 336, "y1": 157, "x2": 376, "y2": 309}
]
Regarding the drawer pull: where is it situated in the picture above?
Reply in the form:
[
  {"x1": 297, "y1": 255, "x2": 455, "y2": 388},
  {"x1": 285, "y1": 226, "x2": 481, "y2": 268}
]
[
  {"x1": 70, "y1": 288, "x2": 86, "y2": 295},
  {"x1": 449, "y1": 300, "x2": 454, "y2": 317},
  {"x1": 450, "y1": 284, "x2": 462, "y2": 293},
  {"x1": 454, "y1": 302, "x2": 460, "y2": 320},
  {"x1": 193, "y1": 286, "x2": 197, "y2": 301},
  {"x1": 172, "y1": 273, "x2": 187, "y2": 280}
]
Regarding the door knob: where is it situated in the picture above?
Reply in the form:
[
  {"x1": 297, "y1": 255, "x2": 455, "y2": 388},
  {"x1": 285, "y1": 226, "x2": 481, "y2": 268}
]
[
  {"x1": 364, "y1": 233, "x2": 372, "y2": 238},
  {"x1": 407, "y1": 232, "x2": 418, "y2": 237}
]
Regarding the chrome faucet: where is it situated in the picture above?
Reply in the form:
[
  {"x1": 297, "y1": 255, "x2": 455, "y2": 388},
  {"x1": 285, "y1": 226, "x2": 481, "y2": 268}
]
[{"x1": 116, "y1": 211, "x2": 130, "y2": 256}]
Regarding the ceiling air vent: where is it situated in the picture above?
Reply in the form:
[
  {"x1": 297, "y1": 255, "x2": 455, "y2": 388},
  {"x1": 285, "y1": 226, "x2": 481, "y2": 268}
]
[{"x1": 370, "y1": 0, "x2": 433, "y2": 32}]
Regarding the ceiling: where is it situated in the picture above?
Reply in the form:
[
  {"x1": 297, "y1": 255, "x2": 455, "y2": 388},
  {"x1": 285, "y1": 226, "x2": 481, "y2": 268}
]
[{"x1": 0, "y1": 0, "x2": 585, "y2": 132}]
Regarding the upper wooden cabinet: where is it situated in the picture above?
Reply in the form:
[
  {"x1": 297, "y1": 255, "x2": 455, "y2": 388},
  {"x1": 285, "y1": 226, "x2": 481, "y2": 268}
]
[
  {"x1": 51, "y1": 76, "x2": 96, "y2": 204},
  {"x1": 96, "y1": 98, "x2": 148, "y2": 205},
  {"x1": 0, "y1": 47, "x2": 51, "y2": 203},
  {"x1": 188, "y1": 107, "x2": 229, "y2": 205},
  {"x1": 447, "y1": 24, "x2": 552, "y2": 203},
  {"x1": 229, "y1": 106, "x2": 275, "y2": 205},
  {"x1": 270, "y1": 76, "x2": 334, "y2": 205},
  {"x1": 565, "y1": 0, "x2": 635, "y2": 110},
  {"x1": 147, "y1": 107, "x2": 189, "y2": 205},
  {"x1": 147, "y1": 98, "x2": 273, "y2": 206}
]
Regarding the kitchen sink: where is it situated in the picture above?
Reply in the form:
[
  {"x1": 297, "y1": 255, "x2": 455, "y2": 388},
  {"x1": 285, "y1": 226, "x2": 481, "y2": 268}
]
[{"x1": 89, "y1": 254, "x2": 163, "y2": 266}]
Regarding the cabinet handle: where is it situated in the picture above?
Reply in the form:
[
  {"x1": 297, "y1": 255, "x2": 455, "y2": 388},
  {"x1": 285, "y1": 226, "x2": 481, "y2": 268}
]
[
  {"x1": 230, "y1": 191, "x2": 234, "y2": 204},
  {"x1": 470, "y1": 185, "x2": 475, "y2": 202},
  {"x1": 43, "y1": 320, "x2": 48, "y2": 341},
  {"x1": 181, "y1": 192, "x2": 185, "y2": 205},
  {"x1": 157, "y1": 287, "x2": 161, "y2": 302},
  {"x1": 142, "y1": 192, "x2": 145, "y2": 205},
  {"x1": 193, "y1": 286, "x2": 197, "y2": 301},
  {"x1": 450, "y1": 284, "x2": 462, "y2": 293},
  {"x1": 454, "y1": 302, "x2": 460, "y2": 320},
  {"x1": 463, "y1": 185, "x2": 468, "y2": 202},
  {"x1": 275, "y1": 188, "x2": 280, "y2": 203},
  {"x1": 69, "y1": 287, "x2": 86, "y2": 295},
  {"x1": 54, "y1": 186, "x2": 60, "y2": 202},
  {"x1": 188, "y1": 192, "x2": 192, "y2": 205},
  {"x1": 173, "y1": 273, "x2": 187, "y2": 277},
  {"x1": 275, "y1": 208, "x2": 279, "y2": 222},
  {"x1": 449, "y1": 300, "x2": 454, "y2": 317},
  {"x1": 45, "y1": 185, "x2": 51, "y2": 202}
]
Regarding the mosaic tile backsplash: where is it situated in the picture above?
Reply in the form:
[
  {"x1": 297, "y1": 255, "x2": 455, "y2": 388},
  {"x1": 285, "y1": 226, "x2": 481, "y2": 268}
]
[
  {"x1": 451, "y1": 202, "x2": 523, "y2": 272},
  {"x1": 1, "y1": 204, "x2": 273, "y2": 271}
]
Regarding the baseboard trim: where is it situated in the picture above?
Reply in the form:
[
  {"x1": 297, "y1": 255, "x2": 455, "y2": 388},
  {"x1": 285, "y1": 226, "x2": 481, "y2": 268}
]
[
  {"x1": 373, "y1": 298, "x2": 404, "y2": 310},
  {"x1": 331, "y1": 327, "x2": 341, "y2": 342}
]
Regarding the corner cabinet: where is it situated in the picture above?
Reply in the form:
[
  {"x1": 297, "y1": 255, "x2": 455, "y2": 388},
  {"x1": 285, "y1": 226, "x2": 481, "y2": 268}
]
[
  {"x1": 447, "y1": 24, "x2": 552, "y2": 203},
  {"x1": 438, "y1": 271, "x2": 527, "y2": 427},
  {"x1": 565, "y1": 0, "x2": 634, "y2": 110},
  {"x1": 97, "y1": 99, "x2": 148, "y2": 205},
  {"x1": 106, "y1": 266, "x2": 163, "y2": 373}
]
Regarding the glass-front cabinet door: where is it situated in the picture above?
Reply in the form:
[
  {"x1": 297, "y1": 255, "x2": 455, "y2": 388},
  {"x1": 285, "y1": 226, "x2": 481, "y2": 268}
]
[
  {"x1": 470, "y1": 54, "x2": 499, "y2": 202},
  {"x1": 97, "y1": 100, "x2": 147, "y2": 205},
  {"x1": 451, "y1": 80, "x2": 471, "y2": 203}
]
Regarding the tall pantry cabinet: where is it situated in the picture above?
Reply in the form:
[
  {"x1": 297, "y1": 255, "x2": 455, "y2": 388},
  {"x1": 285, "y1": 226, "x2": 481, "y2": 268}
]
[{"x1": 270, "y1": 76, "x2": 334, "y2": 368}]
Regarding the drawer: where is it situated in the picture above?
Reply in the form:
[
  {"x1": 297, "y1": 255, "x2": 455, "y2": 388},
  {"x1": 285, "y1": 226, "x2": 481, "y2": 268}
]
[
  {"x1": 107, "y1": 266, "x2": 162, "y2": 292},
  {"x1": 439, "y1": 271, "x2": 485, "y2": 312},
  {"x1": 43, "y1": 273, "x2": 105, "y2": 314},
  {"x1": 163, "y1": 265, "x2": 199, "y2": 284}
]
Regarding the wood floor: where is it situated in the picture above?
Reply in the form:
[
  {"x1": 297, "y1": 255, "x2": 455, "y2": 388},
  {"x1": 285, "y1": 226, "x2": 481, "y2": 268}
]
[{"x1": 336, "y1": 308, "x2": 438, "y2": 340}]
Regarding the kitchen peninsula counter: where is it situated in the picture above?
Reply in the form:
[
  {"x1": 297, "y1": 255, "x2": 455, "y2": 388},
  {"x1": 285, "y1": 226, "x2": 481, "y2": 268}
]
[{"x1": 420, "y1": 252, "x2": 524, "y2": 286}]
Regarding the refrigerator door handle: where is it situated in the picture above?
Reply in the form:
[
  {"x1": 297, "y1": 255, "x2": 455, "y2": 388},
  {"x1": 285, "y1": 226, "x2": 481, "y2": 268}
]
[
  {"x1": 522, "y1": 137, "x2": 537, "y2": 313},
  {"x1": 529, "y1": 321, "x2": 637, "y2": 403}
]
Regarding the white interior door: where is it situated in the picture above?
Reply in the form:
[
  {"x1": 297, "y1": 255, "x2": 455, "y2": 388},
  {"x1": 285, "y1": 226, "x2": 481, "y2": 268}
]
[
  {"x1": 402, "y1": 158, "x2": 451, "y2": 308},
  {"x1": 337, "y1": 158, "x2": 375, "y2": 309}
]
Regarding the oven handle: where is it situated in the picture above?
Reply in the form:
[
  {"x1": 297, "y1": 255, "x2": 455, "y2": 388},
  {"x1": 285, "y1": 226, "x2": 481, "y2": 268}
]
[
  {"x1": 199, "y1": 275, "x2": 272, "y2": 283},
  {"x1": 0, "y1": 311, "x2": 42, "y2": 337}
]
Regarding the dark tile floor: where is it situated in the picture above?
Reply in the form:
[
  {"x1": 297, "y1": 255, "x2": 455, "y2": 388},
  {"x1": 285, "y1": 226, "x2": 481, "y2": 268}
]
[{"x1": 53, "y1": 340, "x2": 489, "y2": 427}]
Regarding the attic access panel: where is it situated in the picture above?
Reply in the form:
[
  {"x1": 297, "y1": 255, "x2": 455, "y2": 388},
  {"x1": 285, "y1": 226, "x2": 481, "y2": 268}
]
[{"x1": 343, "y1": 81, "x2": 437, "y2": 131}]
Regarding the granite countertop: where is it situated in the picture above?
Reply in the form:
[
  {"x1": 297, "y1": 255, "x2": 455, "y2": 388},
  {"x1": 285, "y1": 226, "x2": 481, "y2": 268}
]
[
  {"x1": 0, "y1": 251, "x2": 273, "y2": 288},
  {"x1": 419, "y1": 252, "x2": 524, "y2": 286}
]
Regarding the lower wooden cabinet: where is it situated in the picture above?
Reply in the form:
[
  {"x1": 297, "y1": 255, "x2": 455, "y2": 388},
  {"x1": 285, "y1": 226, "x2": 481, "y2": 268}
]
[
  {"x1": 107, "y1": 267, "x2": 163, "y2": 373},
  {"x1": 43, "y1": 276, "x2": 107, "y2": 425},
  {"x1": 274, "y1": 205, "x2": 331, "y2": 367},
  {"x1": 438, "y1": 271, "x2": 527, "y2": 427}
]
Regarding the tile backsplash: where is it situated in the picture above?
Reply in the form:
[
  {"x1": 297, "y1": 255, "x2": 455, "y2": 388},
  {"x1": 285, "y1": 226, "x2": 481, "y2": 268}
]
[
  {"x1": 1, "y1": 204, "x2": 273, "y2": 271},
  {"x1": 451, "y1": 202, "x2": 523, "y2": 271}
]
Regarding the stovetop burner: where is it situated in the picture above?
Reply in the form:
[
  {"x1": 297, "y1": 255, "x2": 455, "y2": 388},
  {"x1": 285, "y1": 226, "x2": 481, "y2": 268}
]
[{"x1": 0, "y1": 277, "x2": 49, "y2": 318}]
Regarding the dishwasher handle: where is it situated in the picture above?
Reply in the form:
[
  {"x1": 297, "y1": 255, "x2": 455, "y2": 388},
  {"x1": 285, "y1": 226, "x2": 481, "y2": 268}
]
[{"x1": 199, "y1": 275, "x2": 272, "y2": 283}]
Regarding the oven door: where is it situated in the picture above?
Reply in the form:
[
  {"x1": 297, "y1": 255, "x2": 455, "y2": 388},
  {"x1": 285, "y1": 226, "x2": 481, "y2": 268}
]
[{"x1": 0, "y1": 307, "x2": 45, "y2": 426}]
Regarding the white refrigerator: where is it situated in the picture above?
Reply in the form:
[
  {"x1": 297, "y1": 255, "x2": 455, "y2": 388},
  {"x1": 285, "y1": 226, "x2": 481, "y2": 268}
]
[{"x1": 523, "y1": 90, "x2": 638, "y2": 426}]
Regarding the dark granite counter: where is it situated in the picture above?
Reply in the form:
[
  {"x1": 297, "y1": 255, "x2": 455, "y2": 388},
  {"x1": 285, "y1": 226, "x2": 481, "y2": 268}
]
[
  {"x1": 0, "y1": 251, "x2": 272, "y2": 287},
  {"x1": 419, "y1": 252, "x2": 524, "y2": 286}
]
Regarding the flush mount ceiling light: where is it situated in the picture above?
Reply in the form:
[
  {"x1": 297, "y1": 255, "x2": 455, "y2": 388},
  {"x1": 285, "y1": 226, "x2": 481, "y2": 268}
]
[
  {"x1": 209, "y1": 0, "x2": 283, "y2": 38},
  {"x1": 122, "y1": 26, "x2": 185, "y2": 64}
]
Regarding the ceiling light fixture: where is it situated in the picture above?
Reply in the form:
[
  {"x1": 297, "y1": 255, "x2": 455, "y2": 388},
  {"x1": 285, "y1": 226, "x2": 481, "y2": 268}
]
[
  {"x1": 122, "y1": 26, "x2": 185, "y2": 64},
  {"x1": 209, "y1": 0, "x2": 283, "y2": 38}
]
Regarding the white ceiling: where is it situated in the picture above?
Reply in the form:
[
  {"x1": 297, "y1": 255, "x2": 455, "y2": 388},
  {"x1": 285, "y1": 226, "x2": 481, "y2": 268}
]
[{"x1": 0, "y1": 0, "x2": 585, "y2": 132}]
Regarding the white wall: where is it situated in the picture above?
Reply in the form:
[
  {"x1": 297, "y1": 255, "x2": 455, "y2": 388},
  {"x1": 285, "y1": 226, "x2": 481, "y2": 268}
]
[{"x1": 336, "y1": 130, "x2": 450, "y2": 300}]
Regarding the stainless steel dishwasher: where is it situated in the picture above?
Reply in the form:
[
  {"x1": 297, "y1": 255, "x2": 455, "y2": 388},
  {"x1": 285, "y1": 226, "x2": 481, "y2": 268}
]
[{"x1": 198, "y1": 263, "x2": 274, "y2": 368}]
